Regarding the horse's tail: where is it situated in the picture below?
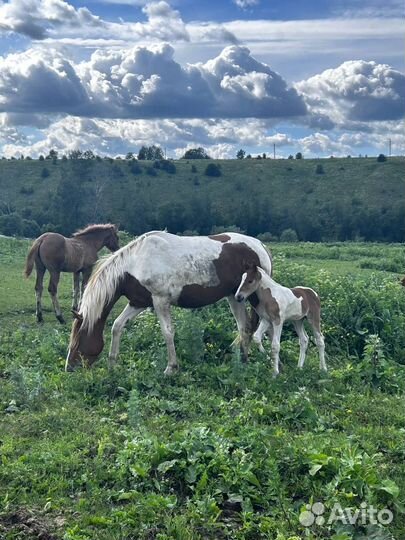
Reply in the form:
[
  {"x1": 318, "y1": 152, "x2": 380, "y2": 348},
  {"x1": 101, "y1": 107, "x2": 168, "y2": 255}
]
[{"x1": 24, "y1": 235, "x2": 44, "y2": 278}]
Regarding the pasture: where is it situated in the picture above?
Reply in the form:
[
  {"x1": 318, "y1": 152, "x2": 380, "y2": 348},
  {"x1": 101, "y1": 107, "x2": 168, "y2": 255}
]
[{"x1": 0, "y1": 236, "x2": 404, "y2": 540}]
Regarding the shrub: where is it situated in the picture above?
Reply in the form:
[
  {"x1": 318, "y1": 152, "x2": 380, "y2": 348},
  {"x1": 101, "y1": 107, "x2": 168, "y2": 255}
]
[
  {"x1": 280, "y1": 228, "x2": 299, "y2": 242},
  {"x1": 0, "y1": 213, "x2": 23, "y2": 236},
  {"x1": 130, "y1": 163, "x2": 142, "y2": 175},
  {"x1": 22, "y1": 219, "x2": 41, "y2": 238},
  {"x1": 205, "y1": 163, "x2": 221, "y2": 177},
  {"x1": 41, "y1": 168, "x2": 50, "y2": 178},
  {"x1": 146, "y1": 166, "x2": 157, "y2": 176},
  {"x1": 315, "y1": 164, "x2": 325, "y2": 174},
  {"x1": 377, "y1": 154, "x2": 387, "y2": 162}
]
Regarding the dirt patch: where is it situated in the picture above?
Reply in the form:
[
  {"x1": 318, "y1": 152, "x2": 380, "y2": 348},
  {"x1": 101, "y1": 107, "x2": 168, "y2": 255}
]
[{"x1": 0, "y1": 508, "x2": 62, "y2": 539}]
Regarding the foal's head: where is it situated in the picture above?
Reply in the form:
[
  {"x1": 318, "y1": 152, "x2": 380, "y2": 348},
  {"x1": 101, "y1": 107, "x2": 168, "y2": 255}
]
[
  {"x1": 235, "y1": 263, "x2": 261, "y2": 303},
  {"x1": 65, "y1": 312, "x2": 104, "y2": 371}
]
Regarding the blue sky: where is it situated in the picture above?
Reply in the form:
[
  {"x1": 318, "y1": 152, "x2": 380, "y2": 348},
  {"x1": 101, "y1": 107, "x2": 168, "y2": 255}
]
[{"x1": 0, "y1": 0, "x2": 403, "y2": 159}]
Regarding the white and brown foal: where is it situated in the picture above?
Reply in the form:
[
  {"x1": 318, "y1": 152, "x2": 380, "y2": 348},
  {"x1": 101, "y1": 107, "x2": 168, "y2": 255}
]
[
  {"x1": 66, "y1": 231, "x2": 272, "y2": 375},
  {"x1": 235, "y1": 264, "x2": 326, "y2": 376}
]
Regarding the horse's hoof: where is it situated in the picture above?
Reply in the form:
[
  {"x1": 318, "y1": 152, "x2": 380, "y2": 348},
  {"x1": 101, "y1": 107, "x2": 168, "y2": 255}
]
[
  {"x1": 164, "y1": 365, "x2": 179, "y2": 376},
  {"x1": 57, "y1": 315, "x2": 66, "y2": 324}
]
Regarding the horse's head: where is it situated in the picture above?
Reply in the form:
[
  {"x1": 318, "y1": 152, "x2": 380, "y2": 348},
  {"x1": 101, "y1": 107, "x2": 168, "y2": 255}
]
[
  {"x1": 104, "y1": 225, "x2": 120, "y2": 252},
  {"x1": 65, "y1": 311, "x2": 105, "y2": 371},
  {"x1": 235, "y1": 262, "x2": 261, "y2": 303}
]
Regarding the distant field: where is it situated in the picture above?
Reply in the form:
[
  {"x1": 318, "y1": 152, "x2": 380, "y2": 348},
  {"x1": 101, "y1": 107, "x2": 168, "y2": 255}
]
[
  {"x1": 1, "y1": 237, "x2": 404, "y2": 539},
  {"x1": 1, "y1": 156, "x2": 404, "y2": 242}
]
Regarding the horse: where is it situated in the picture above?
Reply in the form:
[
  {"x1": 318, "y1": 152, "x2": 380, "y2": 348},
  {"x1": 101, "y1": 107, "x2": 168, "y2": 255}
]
[
  {"x1": 66, "y1": 231, "x2": 273, "y2": 375},
  {"x1": 235, "y1": 263, "x2": 326, "y2": 377},
  {"x1": 25, "y1": 224, "x2": 120, "y2": 324}
]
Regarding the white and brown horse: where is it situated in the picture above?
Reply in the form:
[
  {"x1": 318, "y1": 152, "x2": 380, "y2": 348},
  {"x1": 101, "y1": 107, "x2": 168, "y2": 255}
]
[
  {"x1": 235, "y1": 264, "x2": 326, "y2": 376},
  {"x1": 25, "y1": 224, "x2": 119, "y2": 324},
  {"x1": 66, "y1": 231, "x2": 272, "y2": 374}
]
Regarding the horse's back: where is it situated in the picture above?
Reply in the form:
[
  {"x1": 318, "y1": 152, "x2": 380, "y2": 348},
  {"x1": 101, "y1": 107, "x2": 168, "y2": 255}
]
[
  {"x1": 36, "y1": 232, "x2": 67, "y2": 270},
  {"x1": 127, "y1": 231, "x2": 272, "y2": 304}
]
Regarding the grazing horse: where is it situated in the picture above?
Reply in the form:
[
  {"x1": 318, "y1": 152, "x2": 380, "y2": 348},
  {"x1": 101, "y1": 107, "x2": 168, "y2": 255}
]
[
  {"x1": 25, "y1": 224, "x2": 119, "y2": 324},
  {"x1": 235, "y1": 264, "x2": 326, "y2": 377},
  {"x1": 66, "y1": 231, "x2": 272, "y2": 374}
]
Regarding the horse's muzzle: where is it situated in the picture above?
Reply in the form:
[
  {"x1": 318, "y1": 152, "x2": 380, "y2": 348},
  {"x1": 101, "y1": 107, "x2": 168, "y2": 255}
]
[{"x1": 236, "y1": 294, "x2": 245, "y2": 303}]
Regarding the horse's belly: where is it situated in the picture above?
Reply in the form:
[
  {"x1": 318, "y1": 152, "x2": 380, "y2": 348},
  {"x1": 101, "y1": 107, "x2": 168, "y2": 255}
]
[{"x1": 176, "y1": 283, "x2": 229, "y2": 308}]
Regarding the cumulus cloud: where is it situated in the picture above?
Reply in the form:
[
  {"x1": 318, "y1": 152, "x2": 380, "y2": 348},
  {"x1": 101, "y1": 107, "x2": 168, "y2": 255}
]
[
  {"x1": 0, "y1": 48, "x2": 90, "y2": 114},
  {"x1": 296, "y1": 60, "x2": 405, "y2": 126},
  {"x1": 0, "y1": 0, "x2": 189, "y2": 43},
  {"x1": 0, "y1": 0, "x2": 104, "y2": 39},
  {"x1": 0, "y1": 44, "x2": 306, "y2": 119},
  {"x1": 233, "y1": 0, "x2": 260, "y2": 8}
]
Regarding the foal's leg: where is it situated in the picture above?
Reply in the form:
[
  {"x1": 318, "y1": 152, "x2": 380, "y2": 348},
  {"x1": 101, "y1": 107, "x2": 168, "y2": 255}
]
[
  {"x1": 34, "y1": 260, "x2": 46, "y2": 323},
  {"x1": 270, "y1": 323, "x2": 283, "y2": 377},
  {"x1": 72, "y1": 271, "x2": 81, "y2": 311},
  {"x1": 308, "y1": 313, "x2": 327, "y2": 372},
  {"x1": 293, "y1": 319, "x2": 309, "y2": 369},
  {"x1": 153, "y1": 296, "x2": 178, "y2": 376},
  {"x1": 109, "y1": 304, "x2": 146, "y2": 368},
  {"x1": 227, "y1": 296, "x2": 250, "y2": 362},
  {"x1": 48, "y1": 270, "x2": 65, "y2": 324}
]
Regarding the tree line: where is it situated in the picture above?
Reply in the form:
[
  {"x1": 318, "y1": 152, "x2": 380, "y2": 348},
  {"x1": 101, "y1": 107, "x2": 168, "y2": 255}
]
[{"x1": 0, "y1": 155, "x2": 402, "y2": 242}]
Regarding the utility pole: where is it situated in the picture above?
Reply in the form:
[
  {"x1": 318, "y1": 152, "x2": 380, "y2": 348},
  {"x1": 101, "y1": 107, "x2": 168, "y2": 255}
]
[
  {"x1": 388, "y1": 138, "x2": 391, "y2": 157},
  {"x1": 273, "y1": 143, "x2": 276, "y2": 159}
]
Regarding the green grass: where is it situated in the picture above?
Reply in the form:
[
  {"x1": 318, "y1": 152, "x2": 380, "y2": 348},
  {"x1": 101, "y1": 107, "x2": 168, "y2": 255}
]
[{"x1": 1, "y1": 238, "x2": 404, "y2": 539}]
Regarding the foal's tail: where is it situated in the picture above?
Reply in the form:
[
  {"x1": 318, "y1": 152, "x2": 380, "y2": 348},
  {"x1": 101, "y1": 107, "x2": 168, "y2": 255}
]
[{"x1": 24, "y1": 236, "x2": 44, "y2": 277}]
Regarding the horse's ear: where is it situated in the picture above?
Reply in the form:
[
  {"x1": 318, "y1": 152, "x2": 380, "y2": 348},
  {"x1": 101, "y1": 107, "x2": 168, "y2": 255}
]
[{"x1": 72, "y1": 309, "x2": 83, "y2": 322}]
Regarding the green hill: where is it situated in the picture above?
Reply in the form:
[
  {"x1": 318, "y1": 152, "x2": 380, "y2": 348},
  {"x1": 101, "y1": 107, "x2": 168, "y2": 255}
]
[{"x1": 0, "y1": 156, "x2": 404, "y2": 241}]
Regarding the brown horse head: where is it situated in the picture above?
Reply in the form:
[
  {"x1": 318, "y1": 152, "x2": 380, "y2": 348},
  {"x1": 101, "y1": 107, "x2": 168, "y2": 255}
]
[
  {"x1": 66, "y1": 311, "x2": 105, "y2": 371},
  {"x1": 102, "y1": 224, "x2": 120, "y2": 252}
]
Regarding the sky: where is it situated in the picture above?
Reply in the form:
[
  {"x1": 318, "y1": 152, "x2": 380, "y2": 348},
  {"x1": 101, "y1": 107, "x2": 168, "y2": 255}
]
[{"x1": 0, "y1": 0, "x2": 404, "y2": 159}]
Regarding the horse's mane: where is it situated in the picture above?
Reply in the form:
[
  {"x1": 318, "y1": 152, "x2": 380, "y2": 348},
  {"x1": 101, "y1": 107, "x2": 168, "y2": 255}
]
[
  {"x1": 79, "y1": 231, "x2": 157, "y2": 331},
  {"x1": 73, "y1": 223, "x2": 117, "y2": 237}
]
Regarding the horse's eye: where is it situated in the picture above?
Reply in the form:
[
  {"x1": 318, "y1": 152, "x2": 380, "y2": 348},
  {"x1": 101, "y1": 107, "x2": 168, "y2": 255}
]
[{"x1": 248, "y1": 280, "x2": 253, "y2": 284}]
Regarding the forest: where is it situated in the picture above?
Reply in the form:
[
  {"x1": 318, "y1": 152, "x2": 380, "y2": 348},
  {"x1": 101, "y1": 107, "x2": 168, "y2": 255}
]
[{"x1": 0, "y1": 156, "x2": 404, "y2": 242}]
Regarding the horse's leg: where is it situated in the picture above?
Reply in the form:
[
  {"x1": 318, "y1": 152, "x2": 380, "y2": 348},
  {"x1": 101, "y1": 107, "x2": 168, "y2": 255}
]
[
  {"x1": 293, "y1": 319, "x2": 309, "y2": 369},
  {"x1": 80, "y1": 267, "x2": 92, "y2": 303},
  {"x1": 253, "y1": 318, "x2": 271, "y2": 353},
  {"x1": 48, "y1": 270, "x2": 65, "y2": 324},
  {"x1": 109, "y1": 304, "x2": 146, "y2": 368},
  {"x1": 227, "y1": 296, "x2": 251, "y2": 362},
  {"x1": 34, "y1": 260, "x2": 46, "y2": 323},
  {"x1": 72, "y1": 271, "x2": 81, "y2": 311},
  {"x1": 152, "y1": 296, "x2": 178, "y2": 376},
  {"x1": 308, "y1": 312, "x2": 327, "y2": 372},
  {"x1": 270, "y1": 323, "x2": 283, "y2": 377}
]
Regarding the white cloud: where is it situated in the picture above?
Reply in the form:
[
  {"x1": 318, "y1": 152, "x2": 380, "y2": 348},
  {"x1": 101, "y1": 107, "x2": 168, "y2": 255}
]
[
  {"x1": 233, "y1": 0, "x2": 260, "y2": 8},
  {"x1": 0, "y1": 44, "x2": 306, "y2": 119},
  {"x1": 296, "y1": 60, "x2": 405, "y2": 126}
]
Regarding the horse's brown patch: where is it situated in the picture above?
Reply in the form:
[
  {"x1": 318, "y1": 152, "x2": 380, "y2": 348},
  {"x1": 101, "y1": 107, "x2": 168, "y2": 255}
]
[
  {"x1": 177, "y1": 242, "x2": 260, "y2": 308},
  {"x1": 121, "y1": 272, "x2": 153, "y2": 307},
  {"x1": 209, "y1": 234, "x2": 231, "y2": 243},
  {"x1": 292, "y1": 287, "x2": 321, "y2": 330},
  {"x1": 261, "y1": 287, "x2": 281, "y2": 325}
]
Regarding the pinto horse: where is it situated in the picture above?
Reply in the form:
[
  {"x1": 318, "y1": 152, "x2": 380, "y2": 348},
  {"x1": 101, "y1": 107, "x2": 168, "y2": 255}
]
[
  {"x1": 25, "y1": 224, "x2": 119, "y2": 324},
  {"x1": 235, "y1": 263, "x2": 326, "y2": 376},
  {"x1": 66, "y1": 231, "x2": 272, "y2": 374}
]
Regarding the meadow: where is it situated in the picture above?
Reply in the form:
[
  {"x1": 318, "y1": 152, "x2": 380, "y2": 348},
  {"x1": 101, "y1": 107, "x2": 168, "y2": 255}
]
[{"x1": 0, "y1": 236, "x2": 404, "y2": 540}]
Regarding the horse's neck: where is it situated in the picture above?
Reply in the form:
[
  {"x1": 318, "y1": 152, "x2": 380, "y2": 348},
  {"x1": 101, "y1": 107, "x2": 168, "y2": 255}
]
[
  {"x1": 257, "y1": 273, "x2": 283, "y2": 299},
  {"x1": 79, "y1": 231, "x2": 105, "y2": 252}
]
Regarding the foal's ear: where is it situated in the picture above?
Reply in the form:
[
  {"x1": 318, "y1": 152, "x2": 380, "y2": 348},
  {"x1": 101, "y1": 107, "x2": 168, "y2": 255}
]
[{"x1": 71, "y1": 309, "x2": 83, "y2": 322}]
